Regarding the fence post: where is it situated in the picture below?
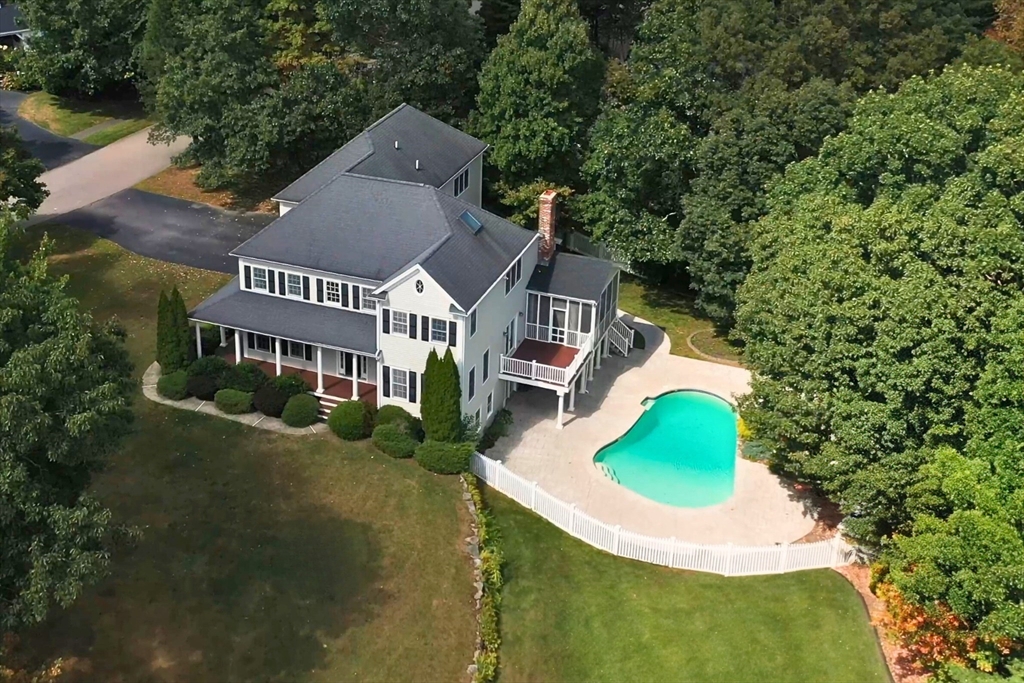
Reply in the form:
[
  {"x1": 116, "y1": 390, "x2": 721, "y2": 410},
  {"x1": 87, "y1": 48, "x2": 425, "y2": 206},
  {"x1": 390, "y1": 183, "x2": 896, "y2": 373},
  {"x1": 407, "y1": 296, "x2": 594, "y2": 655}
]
[
  {"x1": 569, "y1": 503, "x2": 577, "y2": 534},
  {"x1": 530, "y1": 480, "x2": 538, "y2": 511},
  {"x1": 725, "y1": 543, "x2": 734, "y2": 576},
  {"x1": 830, "y1": 537, "x2": 843, "y2": 567},
  {"x1": 778, "y1": 543, "x2": 789, "y2": 573},
  {"x1": 613, "y1": 525, "x2": 621, "y2": 555}
]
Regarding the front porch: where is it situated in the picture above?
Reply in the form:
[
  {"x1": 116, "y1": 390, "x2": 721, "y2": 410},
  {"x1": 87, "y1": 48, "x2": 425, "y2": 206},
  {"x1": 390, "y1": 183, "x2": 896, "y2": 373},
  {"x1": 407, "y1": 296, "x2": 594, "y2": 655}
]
[{"x1": 219, "y1": 351, "x2": 377, "y2": 405}]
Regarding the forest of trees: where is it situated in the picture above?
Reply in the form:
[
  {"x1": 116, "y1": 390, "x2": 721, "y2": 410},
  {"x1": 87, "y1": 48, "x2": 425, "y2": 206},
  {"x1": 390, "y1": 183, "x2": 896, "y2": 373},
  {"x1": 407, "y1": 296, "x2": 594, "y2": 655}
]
[{"x1": 6, "y1": 0, "x2": 1024, "y2": 677}]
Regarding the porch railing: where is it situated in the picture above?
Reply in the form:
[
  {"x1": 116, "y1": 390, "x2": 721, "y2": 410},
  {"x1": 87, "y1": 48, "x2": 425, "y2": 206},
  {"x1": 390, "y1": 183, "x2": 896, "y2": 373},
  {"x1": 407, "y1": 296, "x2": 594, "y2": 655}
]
[
  {"x1": 525, "y1": 323, "x2": 589, "y2": 349},
  {"x1": 500, "y1": 331, "x2": 593, "y2": 388}
]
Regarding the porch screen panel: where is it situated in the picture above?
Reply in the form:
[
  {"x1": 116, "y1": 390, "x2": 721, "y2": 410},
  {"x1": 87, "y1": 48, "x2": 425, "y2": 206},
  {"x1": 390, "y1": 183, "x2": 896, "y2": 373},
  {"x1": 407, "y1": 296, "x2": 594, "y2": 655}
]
[
  {"x1": 581, "y1": 304, "x2": 592, "y2": 333},
  {"x1": 539, "y1": 296, "x2": 550, "y2": 340},
  {"x1": 527, "y1": 293, "x2": 538, "y2": 324},
  {"x1": 569, "y1": 301, "x2": 580, "y2": 332}
]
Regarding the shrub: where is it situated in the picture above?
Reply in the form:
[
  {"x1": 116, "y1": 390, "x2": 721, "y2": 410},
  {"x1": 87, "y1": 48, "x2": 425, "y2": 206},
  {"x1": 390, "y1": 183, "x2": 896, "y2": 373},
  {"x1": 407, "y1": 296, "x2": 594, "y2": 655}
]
[
  {"x1": 224, "y1": 362, "x2": 267, "y2": 392},
  {"x1": 328, "y1": 401, "x2": 372, "y2": 440},
  {"x1": 478, "y1": 409, "x2": 513, "y2": 452},
  {"x1": 185, "y1": 374, "x2": 219, "y2": 401},
  {"x1": 215, "y1": 388, "x2": 253, "y2": 414},
  {"x1": 253, "y1": 383, "x2": 288, "y2": 417},
  {"x1": 372, "y1": 423, "x2": 418, "y2": 458},
  {"x1": 200, "y1": 326, "x2": 221, "y2": 357},
  {"x1": 157, "y1": 369, "x2": 188, "y2": 400},
  {"x1": 421, "y1": 348, "x2": 463, "y2": 442},
  {"x1": 376, "y1": 404, "x2": 421, "y2": 437},
  {"x1": 187, "y1": 356, "x2": 231, "y2": 387},
  {"x1": 282, "y1": 394, "x2": 321, "y2": 427},
  {"x1": 414, "y1": 439, "x2": 474, "y2": 474},
  {"x1": 273, "y1": 373, "x2": 310, "y2": 398}
]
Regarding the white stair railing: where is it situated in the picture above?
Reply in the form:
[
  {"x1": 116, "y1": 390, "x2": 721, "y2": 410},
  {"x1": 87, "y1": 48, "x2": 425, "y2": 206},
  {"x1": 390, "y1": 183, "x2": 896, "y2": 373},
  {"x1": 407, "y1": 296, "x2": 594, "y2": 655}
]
[{"x1": 609, "y1": 317, "x2": 634, "y2": 356}]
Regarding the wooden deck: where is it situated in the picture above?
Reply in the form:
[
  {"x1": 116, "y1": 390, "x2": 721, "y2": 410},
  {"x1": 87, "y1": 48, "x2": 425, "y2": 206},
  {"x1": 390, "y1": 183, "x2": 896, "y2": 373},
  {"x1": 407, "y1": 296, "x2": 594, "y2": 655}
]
[
  {"x1": 222, "y1": 352, "x2": 377, "y2": 405},
  {"x1": 511, "y1": 339, "x2": 579, "y2": 369}
]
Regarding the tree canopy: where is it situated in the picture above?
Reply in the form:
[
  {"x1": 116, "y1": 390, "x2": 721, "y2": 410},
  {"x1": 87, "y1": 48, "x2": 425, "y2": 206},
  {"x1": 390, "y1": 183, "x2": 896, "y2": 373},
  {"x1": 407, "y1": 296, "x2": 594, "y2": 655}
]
[
  {"x1": 0, "y1": 127, "x2": 47, "y2": 220},
  {"x1": 0, "y1": 213, "x2": 135, "y2": 633}
]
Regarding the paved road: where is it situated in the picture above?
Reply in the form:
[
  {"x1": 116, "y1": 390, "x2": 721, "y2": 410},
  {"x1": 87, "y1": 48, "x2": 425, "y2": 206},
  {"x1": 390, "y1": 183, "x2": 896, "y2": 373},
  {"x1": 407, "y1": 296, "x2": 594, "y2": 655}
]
[
  {"x1": 0, "y1": 90, "x2": 97, "y2": 169},
  {"x1": 57, "y1": 189, "x2": 274, "y2": 273}
]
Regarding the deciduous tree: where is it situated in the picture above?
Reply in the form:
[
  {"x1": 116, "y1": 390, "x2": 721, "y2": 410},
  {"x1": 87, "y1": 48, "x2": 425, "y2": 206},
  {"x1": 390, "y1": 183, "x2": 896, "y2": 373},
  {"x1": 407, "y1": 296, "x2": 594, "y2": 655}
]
[{"x1": 0, "y1": 127, "x2": 47, "y2": 220}]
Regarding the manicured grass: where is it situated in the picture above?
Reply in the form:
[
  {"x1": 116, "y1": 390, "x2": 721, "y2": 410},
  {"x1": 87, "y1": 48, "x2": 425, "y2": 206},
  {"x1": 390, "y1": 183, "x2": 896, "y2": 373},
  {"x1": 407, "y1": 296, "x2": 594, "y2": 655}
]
[
  {"x1": 135, "y1": 166, "x2": 277, "y2": 213},
  {"x1": 618, "y1": 276, "x2": 743, "y2": 363},
  {"x1": 14, "y1": 226, "x2": 476, "y2": 682},
  {"x1": 17, "y1": 91, "x2": 149, "y2": 143},
  {"x1": 490, "y1": 491, "x2": 890, "y2": 683}
]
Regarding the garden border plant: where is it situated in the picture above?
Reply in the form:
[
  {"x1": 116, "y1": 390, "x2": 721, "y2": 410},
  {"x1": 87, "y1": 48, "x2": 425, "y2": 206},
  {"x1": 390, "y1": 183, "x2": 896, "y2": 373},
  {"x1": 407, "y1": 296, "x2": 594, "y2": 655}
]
[{"x1": 461, "y1": 473, "x2": 504, "y2": 683}]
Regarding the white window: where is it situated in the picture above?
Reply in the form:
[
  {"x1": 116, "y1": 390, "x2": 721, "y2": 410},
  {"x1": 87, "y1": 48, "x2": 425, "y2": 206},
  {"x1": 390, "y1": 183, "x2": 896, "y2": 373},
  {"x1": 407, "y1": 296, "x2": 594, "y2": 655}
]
[
  {"x1": 362, "y1": 290, "x2": 377, "y2": 310},
  {"x1": 474, "y1": 408, "x2": 481, "y2": 427},
  {"x1": 487, "y1": 391, "x2": 493, "y2": 417},
  {"x1": 325, "y1": 281, "x2": 340, "y2": 303},
  {"x1": 287, "y1": 273, "x2": 302, "y2": 297},
  {"x1": 287, "y1": 341, "x2": 306, "y2": 359},
  {"x1": 468, "y1": 366, "x2": 476, "y2": 401},
  {"x1": 250, "y1": 333, "x2": 272, "y2": 352},
  {"x1": 482, "y1": 349, "x2": 490, "y2": 382},
  {"x1": 391, "y1": 311, "x2": 409, "y2": 336},
  {"x1": 453, "y1": 167, "x2": 470, "y2": 197},
  {"x1": 392, "y1": 368, "x2": 409, "y2": 400},
  {"x1": 504, "y1": 257, "x2": 522, "y2": 295},
  {"x1": 252, "y1": 267, "x2": 268, "y2": 291},
  {"x1": 431, "y1": 318, "x2": 448, "y2": 343},
  {"x1": 470, "y1": 309, "x2": 477, "y2": 337}
]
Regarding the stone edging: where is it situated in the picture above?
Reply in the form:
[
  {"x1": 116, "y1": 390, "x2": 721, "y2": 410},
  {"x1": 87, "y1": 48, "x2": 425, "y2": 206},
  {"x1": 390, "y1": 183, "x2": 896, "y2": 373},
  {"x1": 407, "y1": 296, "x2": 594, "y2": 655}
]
[
  {"x1": 461, "y1": 476, "x2": 486, "y2": 681},
  {"x1": 685, "y1": 328, "x2": 745, "y2": 367},
  {"x1": 142, "y1": 361, "x2": 329, "y2": 436}
]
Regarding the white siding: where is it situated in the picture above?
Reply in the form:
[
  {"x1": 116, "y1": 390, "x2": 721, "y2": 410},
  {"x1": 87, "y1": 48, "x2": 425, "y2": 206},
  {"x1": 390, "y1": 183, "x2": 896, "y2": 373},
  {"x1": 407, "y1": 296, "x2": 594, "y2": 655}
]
[{"x1": 440, "y1": 154, "x2": 484, "y2": 208}]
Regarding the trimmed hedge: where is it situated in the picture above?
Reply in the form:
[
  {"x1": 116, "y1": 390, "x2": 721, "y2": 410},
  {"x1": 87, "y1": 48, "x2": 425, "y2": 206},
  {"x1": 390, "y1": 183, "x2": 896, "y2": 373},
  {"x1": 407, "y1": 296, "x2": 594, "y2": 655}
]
[
  {"x1": 157, "y1": 369, "x2": 188, "y2": 400},
  {"x1": 188, "y1": 356, "x2": 232, "y2": 390},
  {"x1": 414, "y1": 439, "x2": 475, "y2": 474},
  {"x1": 273, "y1": 374, "x2": 310, "y2": 399},
  {"x1": 224, "y1": 362, "x2": 267, "y2": 392},
  {"x1": 215, "y1": 388, "x2": 253, "y2": 414},
  {"x1": 328, "y1": 401, "x2": 372, "y2": 440},
  {"x1": 376, "y1": 405, "x2": 422, "y2": 438},
  {"x1": 253, "y1": 384, "x2": 288, "y2": 417},
  {"x1": 372, "y1": 423, "x2": 418, "y2": 458},
  {"x1": 282, "y1": 394, "x2": 320, "y2": 427},
  {"x1": 186, "y1": 374, "x2": 219, "y2": 401}
]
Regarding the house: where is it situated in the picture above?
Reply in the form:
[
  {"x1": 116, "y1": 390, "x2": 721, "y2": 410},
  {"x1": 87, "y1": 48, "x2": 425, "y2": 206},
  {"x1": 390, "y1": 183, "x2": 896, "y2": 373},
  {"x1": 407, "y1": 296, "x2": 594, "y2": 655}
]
[
  {"x1": 0, "y1": 3, "x2": 29, "y2": 46},
  {"x1": 189, "y1": 104, "x2": 632, "y2": 429}
]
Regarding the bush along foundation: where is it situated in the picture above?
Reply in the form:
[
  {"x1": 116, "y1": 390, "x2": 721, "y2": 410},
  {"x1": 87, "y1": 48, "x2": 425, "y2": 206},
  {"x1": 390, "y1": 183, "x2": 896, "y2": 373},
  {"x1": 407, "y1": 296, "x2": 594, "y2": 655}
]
[{"x1": 461, "y1": 473, "x2": 503, "y2": 683}]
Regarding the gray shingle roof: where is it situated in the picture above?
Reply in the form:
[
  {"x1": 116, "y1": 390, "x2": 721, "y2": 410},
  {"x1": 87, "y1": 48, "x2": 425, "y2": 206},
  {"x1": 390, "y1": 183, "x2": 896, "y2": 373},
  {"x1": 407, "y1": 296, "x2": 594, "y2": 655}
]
[
  {"x1": 189, "y1": 278, "x2": 377, "y2": 354},
  {"x1": 0, "y1": 4, "x2": 27, "y2": 36},
  {"x1": 273, "y1": 104, "x2": 487, "y2": 203},
  {"x1": 527, "y1": 251, "x2": 619, "y2": 303}
]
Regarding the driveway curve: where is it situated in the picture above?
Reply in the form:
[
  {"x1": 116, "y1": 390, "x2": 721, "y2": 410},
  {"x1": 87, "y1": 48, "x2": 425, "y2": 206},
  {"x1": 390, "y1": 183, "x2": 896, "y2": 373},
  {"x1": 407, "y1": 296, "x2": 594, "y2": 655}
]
[
  {"x1": 56, "y1": 189, "x2": 273, "y2": 273},
  {"x1": 0, "y1": 90, "x2": 97, "y2": 169}
]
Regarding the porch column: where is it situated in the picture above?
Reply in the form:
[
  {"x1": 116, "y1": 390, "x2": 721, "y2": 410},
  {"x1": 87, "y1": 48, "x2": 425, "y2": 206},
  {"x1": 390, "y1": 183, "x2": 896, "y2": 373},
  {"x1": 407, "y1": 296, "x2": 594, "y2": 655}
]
[
  {"x1": 568, "y1": 381, "x2": 576, "y2": 411},
  {"x1": 580, "y1": 367, "x2": 588, "y2": 395},
  {"x1": 595, "y1": 346, "x2": 602, "y2": 370},
  {"x1": 234, "y1": 330, "x2": 242, "y2": 365},
  {"x1": 352, "y1": 359, "x2": 359, "y2": 400},
  {"x1": 219, "y1": 326, "x2": 227, "y2": 347},
  {"x1": 556, "y1": 392, "x2": 564, "y2": 430},
  {"x1": 316, "y1": 346, "x2": 324, "y2": 393},
  {"x1": 588, "y1": 353, "x2": 595, "y2": 381},
  {"x1": 274, "y1": 338, "x2": 282, "y2": 376},
  {"x1": 195, "y1": 324, "x2": 203, "y2": 359}
]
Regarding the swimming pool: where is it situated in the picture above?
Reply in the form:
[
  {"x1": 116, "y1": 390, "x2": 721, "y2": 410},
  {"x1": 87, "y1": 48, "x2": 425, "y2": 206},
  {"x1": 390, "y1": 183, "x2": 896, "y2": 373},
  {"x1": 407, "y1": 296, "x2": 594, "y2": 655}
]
[{"x1": 594, "y1": 390, "x2": 737, "y2": 508}]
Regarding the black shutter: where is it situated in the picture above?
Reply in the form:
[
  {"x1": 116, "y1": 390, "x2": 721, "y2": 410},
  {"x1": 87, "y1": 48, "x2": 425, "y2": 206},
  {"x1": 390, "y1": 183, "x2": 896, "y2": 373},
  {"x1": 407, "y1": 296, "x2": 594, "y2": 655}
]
[
  {"x1": 268, "y1": 269, "x2": 276, "y2": 294},
  {"x1": 448, "y1": 321, "x2": 457, "y2": 347},
  {"x1": 422, "y1": 315, "x2": 430, "y2": 341},
  {"x1": 382, "y1": 308, "x2": 390, "y2": 334},
  {"x1": 409, "y1": 313, "x2": 418, "y2": 339},
  {"x1": 353, "y1": 286, "x2": 361, "y2": 310},
  {"x1": 382, "y1": 366, "x2": 391, "y2": 397},
  {"x1": 244, "y1": 265, "x2": 252, "y2": 289},
  {"x1": 316, "y1": 278, "x2": 324, "y2": 303},
  {"x1": 342, "y1": 283, "x2": 350, "y2": 308},
  {"x1": 409, "y1": 371, "x2": 417, "y2": 403},
  {"x1": 304, "y1": 344, "x2": 313, "y2": 361},
  {"x1": 247, "y1": 332, "x2": 255, "y2": 348},
  {"x1": 278, "y1": 271, "x2": 286, "y2": 296},
  {"x1": 302, "y1": 276, "x2": 310, "y2": 300}
]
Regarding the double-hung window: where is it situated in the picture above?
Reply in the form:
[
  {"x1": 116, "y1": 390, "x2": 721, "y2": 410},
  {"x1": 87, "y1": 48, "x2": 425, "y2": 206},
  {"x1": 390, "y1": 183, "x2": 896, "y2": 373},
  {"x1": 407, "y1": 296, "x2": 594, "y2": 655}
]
[
  {"x1": 453, "y1": 167, "x2": 470, "y2": 197},
  {"x1": 392, "y1": 369, "x2": 409, "y2": 400},
  {"x1": 325, "y1": 281, "x2": 340, "y2": 304},
  {"x1": 486, "y1": 392, "x2": 493, "y2": 417},
  {"x1": 468, "y1": 366, "x2": 476, "y2": 401},
  {"x1": 361, "y1": 290, "x2": 377, "y2": 310},
  {"x1": 391, "y1": 311, "x2": 409, "y2": 336},
  {"x1": 482, "y1": 349, "x2": 490, "y2": 382},
  {"x1": 470, "y1": 309, "x2": 477, "y2": 337},
  {"x1": 504, "y1": 257, "x2": 522, "y2": 295},
  {"x1": 252, "y1": 267, "x2": 268, "y2": 291},
  {"x1": 431, "y1": 318, "x2": 448, "y2": 344},
  {"x1": 287, "y1": 273, "x2": 302, "y2": 297}
]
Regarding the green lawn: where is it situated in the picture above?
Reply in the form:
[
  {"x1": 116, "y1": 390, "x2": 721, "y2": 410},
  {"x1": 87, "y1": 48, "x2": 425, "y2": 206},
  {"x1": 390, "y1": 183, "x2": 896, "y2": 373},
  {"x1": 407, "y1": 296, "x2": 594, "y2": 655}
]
[
  {"x1": 14, "y1": 226, "x2": 475, "y2": 682},
  {"x1": 490, "y1": 492, "x2": 890, "y2": 683},
  {"x1": 17, "y1": 92, "x2": 150, "y2": 144},
  {"x1": 618, "y1": 276, "x2": 743, "y2": 364}
]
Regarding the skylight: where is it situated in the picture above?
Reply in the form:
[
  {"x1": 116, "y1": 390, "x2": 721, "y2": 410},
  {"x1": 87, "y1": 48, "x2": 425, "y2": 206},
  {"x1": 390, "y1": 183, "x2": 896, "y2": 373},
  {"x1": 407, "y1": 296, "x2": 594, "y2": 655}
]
[{"x1": 460, "y1": 210, "x2": 483, "y2": 234}]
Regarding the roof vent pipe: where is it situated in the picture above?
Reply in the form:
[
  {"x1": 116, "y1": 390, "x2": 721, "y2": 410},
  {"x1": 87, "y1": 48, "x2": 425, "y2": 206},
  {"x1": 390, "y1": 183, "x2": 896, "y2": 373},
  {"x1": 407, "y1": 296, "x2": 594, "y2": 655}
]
[
  {"x1": 395, "y1": 140, "x2": 399, "y2": 149},
  {"x1": 415, "y1": 159, "x2": 421, "y2": 170}
]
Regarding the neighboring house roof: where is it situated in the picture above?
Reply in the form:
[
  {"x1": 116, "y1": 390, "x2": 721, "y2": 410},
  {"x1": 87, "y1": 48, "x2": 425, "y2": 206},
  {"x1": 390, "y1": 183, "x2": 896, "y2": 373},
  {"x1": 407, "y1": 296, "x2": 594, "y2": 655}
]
[
  {"x1": 190, "y1": 278, "x2": 377, "y2": 354},
  {"x1": 0, "y1": 3, "x2": 28, "y2": 37},
  {"x1": 273, "y1": 104, "x2": 488, "y2": 203},
  {"x1": 527, "y1": 251, "x2": 619, "y2": 303},
  {"x1": 233, "y1": 174, "x2": 536, "y2": 311}
]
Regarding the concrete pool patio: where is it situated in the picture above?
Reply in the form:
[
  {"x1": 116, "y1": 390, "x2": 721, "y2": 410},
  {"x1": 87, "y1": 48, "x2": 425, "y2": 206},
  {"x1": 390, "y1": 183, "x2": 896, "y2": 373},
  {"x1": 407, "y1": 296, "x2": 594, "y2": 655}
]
[{"x1": 487, "y1": 315, "x2": 818, "y2": 546}]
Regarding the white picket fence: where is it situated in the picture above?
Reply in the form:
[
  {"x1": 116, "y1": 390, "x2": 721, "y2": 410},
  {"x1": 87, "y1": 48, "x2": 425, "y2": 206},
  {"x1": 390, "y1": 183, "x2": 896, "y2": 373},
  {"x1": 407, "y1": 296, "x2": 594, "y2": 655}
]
[{"x1": 471, "y1": 454, "x2": 858, "y2": 576}]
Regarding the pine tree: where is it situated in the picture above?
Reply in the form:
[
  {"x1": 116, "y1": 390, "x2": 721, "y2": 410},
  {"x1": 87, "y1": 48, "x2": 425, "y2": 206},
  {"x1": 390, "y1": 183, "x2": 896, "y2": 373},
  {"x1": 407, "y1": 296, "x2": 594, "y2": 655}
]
[
  {"x1": 165, "y1": 286, "x2": 193, "y2": 371},
  {"x1": 420, "y1": 348, "x2": 442, "y2": 438},
  {"x1": 156, "y1": 289, "x2": 170, "y2": 367},
  {"x1": 421, "y1": 348, "x2": 463, "y2": 442}
]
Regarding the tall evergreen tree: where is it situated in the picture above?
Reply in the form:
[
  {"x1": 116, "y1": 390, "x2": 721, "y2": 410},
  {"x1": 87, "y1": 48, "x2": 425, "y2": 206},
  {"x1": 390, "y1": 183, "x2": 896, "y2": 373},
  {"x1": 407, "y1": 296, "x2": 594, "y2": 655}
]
[
  {"x1": 163, "y1": 286, "x2": 193, "y2": 371},
  {"x1": 420, "y1": 348, "x2": 442, "y2": 439},
  {"x1": 471, "y1": 0, "x2": 604, "y2": 213},
  {"x1": 156, "y1": 289, "x2": 170, "y2": 368},
  {"x1": 421, "y1": 348, "x2": 463, "y2": 442}
]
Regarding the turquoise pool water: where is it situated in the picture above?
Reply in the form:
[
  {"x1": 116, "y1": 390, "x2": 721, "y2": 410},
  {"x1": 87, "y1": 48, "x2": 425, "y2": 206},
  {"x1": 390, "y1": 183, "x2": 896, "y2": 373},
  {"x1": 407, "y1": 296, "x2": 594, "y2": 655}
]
[{"x1": 594, "y1": 390, "x2": 737, "y2": 508}]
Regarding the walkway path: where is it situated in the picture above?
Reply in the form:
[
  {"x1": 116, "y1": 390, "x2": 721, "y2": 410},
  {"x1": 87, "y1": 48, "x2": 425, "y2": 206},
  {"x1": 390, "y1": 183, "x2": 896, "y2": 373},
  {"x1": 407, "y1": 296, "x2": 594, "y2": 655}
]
[{"x1": 488, "y1": 315, "x2": 817, "y2": 545}]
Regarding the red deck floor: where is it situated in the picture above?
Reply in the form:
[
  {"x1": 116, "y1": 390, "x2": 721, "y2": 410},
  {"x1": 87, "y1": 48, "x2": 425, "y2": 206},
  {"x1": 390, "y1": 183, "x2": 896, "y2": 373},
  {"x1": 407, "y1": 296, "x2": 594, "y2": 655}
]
[
  {"x1": 222, "y1": 352, "x2": 377, "y2": 404},
  {"x1": 510, "y1": 339, "x2": 579, "y2": 369}
]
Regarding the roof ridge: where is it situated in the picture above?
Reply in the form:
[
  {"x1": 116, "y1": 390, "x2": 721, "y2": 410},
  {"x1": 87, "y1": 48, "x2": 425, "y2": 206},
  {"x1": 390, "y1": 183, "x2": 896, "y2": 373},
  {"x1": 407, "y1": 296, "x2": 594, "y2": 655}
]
[
  {"x1": 364, "y1": 103, "x2": 410, "y2": 132},
  {"x1": 340, "y1": 170, "x2": 430, "y2": 189}
]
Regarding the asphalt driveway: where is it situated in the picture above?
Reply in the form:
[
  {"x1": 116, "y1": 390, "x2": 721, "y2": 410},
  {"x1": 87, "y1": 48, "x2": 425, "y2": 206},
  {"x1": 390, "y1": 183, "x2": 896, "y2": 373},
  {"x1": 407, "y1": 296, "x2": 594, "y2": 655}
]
[
  {"x1": 55, "y1": 189, "x2": 274, "y2": 273},
  {"x1": 0, "y1": 90, "x2": 97, "y2": 169}
]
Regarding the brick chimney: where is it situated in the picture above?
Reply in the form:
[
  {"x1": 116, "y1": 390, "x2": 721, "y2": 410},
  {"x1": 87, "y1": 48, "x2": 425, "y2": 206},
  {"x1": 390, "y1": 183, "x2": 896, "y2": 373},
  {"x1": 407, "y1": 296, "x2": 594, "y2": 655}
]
[{"x1": 538, "y1": 189, "x2": 558, "y2": 262}]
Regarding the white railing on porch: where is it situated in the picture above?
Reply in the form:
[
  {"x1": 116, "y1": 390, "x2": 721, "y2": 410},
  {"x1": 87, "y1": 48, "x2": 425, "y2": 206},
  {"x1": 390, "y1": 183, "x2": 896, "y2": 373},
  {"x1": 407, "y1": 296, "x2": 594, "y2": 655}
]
[
  {"x1": 500, "y1": 331, "x2": 592, "y2": 388},
  {"x1": 525, "y1": 323, "x2": 589, "y2": 349},
  {"x1": 470, "y1": 453, "x2": 858, "y2": 576}
]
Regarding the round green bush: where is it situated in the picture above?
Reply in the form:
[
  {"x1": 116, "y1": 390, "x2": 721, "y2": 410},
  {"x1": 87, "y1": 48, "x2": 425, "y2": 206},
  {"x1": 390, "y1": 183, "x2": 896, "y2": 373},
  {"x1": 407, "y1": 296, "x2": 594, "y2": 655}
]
[
  {"x1": 185, "y1": 374, "x2": 219, "y2": 401},
  {"x1": 372, "y1": 423, "x2": 419, "y2": 458},
  {"x1": 157, "y1": 369, "x2": 189, "y2": 400},
  {"x1": 414, "y1": 440, "x2": 475, "y2": 474},
  {"x1": 187, "y1": 356, "x2": 232, "y2": 388},
  {"x1": 376, "y1": 404, "x2": 421, "y2": 437},
  {"x1": 253, "y1": 383, "x2": 288, "y2": 417},
  {"x1": 215, "y1": 388, "x2": 253, "y2": 414},
  {"x1": 224, "y1": 362, "x2": 268, "y2": 392},
  {"x1": 199, "y1": 326, "x2": 222, "y2": 357},
  {"x1": 273, "y1": 374, "x2": 310, "y2": 399},
  {"x1": 282, "y1": 394, "x2": 321, "y2": 427},
  {"x1": 328, "y1": 401, "x2": 372, "y2": 440}
]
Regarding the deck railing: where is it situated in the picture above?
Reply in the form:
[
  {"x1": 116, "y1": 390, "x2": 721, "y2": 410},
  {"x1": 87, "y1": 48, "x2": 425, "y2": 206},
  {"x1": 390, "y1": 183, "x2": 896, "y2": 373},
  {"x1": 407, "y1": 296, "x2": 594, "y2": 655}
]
[
  {"x1": 500, "y1": 331, "x2": 593, "y2": 388},
  {"x1": 525, "y1": 323, "x2": 589, "y2": 349}
]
